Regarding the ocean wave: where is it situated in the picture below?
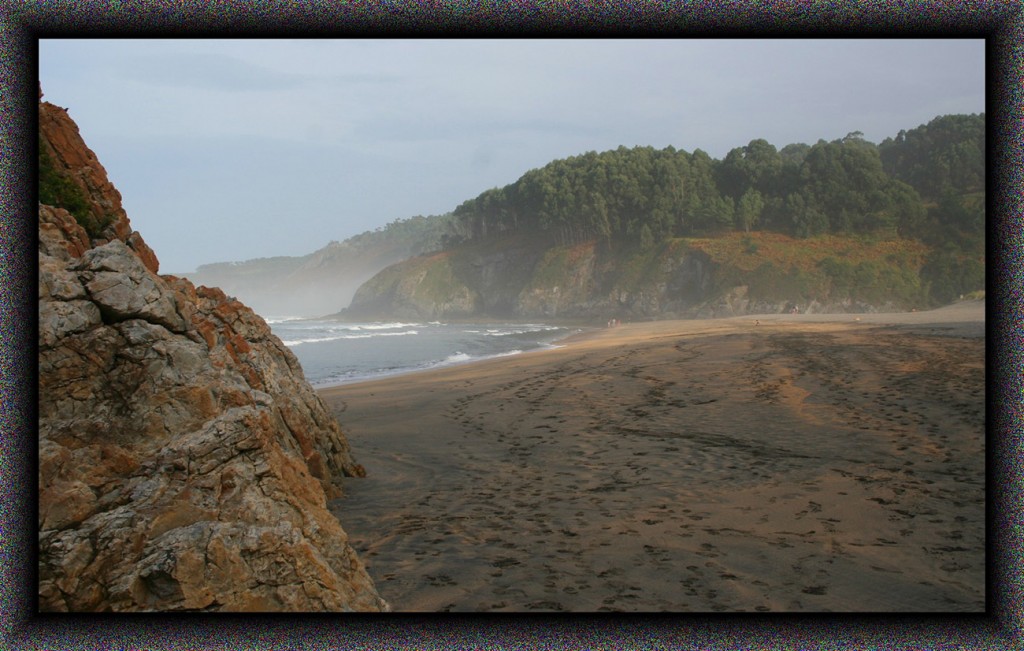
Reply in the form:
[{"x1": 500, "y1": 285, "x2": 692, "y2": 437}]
[
  {"x1": 436, "y1": 348, "x2": 524, "y2": 367},
  {"x1": 280, "y1": 335, "x2": 343, "y2": 346},
  {"x1": 479, "y1": 325, "x2": 564, "y2": 337},
  {"x1": 341, "y1": 330, "x2": 420, "y2": 340},
  {"x1": 277, "y1": 321, "x2": 422, "y2": 334},
  {"x1": 347, "y1": 322, "x2": 423, "y2": 331},
  {"x1": 282, "y1": 330, "x2": 419, "y2": 347}
]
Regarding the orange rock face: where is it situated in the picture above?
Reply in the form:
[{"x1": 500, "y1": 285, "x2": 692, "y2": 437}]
[
  {"x1": 37, "y1": 92, "x2": 387, "y2": 612},
  {"x1": 39, "y1": 98, "x2": 159, "y2": 272}
]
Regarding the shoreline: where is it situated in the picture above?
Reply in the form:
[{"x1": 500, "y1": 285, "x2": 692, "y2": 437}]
[
  {"x1": 279, "y1": 320, "x2": 586, "y2": 390},
  {"x1": 318, "y1": 300, "x2": 985, "y2": 391},
  {"x1": 307, "y1": 342, "x2": 572, "y2": 390},
  {"x1": 319, "y1": 301, "x2": 985, "y2": 611},
  {"x1": 307, "y1": 332, "x2": 588, "y2": 390}
]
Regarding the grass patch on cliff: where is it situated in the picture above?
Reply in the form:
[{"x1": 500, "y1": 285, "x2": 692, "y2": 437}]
[
  {"x1": 685, "y1": 231, "x2": 929, "y2": 273},
  {"x1": 38, "y1": 135, "x2": 113, "y2": 237},
  {"x1": 682, "y1": 231, "x2": 931, "y2": 307},
  {"x1": 606, "y1": 242, "x2": 672, "y2": 295},
  {"x1": 530, "y1": 242, "x2": 595, "y2": 289},
  {"x1": 416, "y1": 252, "x2": 460, "y2": 301}
]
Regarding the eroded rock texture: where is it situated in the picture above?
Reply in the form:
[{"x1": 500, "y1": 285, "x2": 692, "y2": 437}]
[{"x1": 38, "y1": 95, "x2": 387, "y2": 612}]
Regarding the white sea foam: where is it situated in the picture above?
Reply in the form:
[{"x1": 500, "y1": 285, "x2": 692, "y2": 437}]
[
  {"x1": 280, "y1": 335, "x2": 347, "y2": 346},
  {"x1": 283, "y1": 330, "x2": 419, "y2": 347},
  {"x1": 348, "y1": 322, "x2": 422, "y2": 331},
  {"x1": 340, "y1": 330, "x2": 420, "y2": 340},
  {"x1": 436, "y1": 348, "x2": 523, "y2": 367},
  {"x1": 480, "y1": 325, "x2": 564, "y2": 337}
]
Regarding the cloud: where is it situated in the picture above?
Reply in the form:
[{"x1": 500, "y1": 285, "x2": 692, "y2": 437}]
[{"x1": 117, "y1": 51, "x2": 306, "y2": 92}]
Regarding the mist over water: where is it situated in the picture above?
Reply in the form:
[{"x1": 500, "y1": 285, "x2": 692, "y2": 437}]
[{"x1": 267, "y1": 318, "x2": 571, "y2": 387}]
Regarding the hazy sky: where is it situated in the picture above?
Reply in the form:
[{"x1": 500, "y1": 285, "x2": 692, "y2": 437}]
[{"x1": 38, "y1": 39, "x2": 985, "y2": 274}]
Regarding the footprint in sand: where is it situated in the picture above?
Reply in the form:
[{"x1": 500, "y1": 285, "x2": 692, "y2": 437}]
[
  {"x1": 492, "y1": 557, "x2": 521, "y2": 568},
  {"x1": 525, "y1": 600, "x2": 566, "y2": 611}
]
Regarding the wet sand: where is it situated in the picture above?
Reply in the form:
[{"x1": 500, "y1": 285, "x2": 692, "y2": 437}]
[{"x1": 320, "y1": 302, "x2": 985, "y2": 612}]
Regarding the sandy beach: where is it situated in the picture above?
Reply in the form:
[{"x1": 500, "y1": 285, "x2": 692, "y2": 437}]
[{"x1": 320, "y1": 301, "x2": 985, "y2": 612}]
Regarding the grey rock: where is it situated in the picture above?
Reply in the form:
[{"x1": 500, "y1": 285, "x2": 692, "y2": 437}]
[{"x1": 76, "y1": 241, "x2": 186, "y2": 332}]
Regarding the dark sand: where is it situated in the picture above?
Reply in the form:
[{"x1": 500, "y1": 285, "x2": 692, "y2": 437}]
[{"x1": 321, "y1": 302, "x2": 985, "y2": 612}]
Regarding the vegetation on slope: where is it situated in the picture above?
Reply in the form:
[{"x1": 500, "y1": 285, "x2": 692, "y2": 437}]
[
  {"x1": 440, "y1": 113, "x2": 984, "y2": 308},
  {"x1": 344, "y1": 213, "x2": 456, "y2": 258},
  {"x1": 38, "y1": 135, "x2": 114, "y2": 237},
  {"x1": 687, "y1": 231, "x2": 929, "y2": 306}
]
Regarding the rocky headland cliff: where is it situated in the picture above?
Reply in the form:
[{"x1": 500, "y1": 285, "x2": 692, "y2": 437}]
[
  {"x1": 37, "y1": 91, "x2": 387, "y2": 611},
  {"x1": 340, "y1": 234, "x2": 915, "y2": 323}
]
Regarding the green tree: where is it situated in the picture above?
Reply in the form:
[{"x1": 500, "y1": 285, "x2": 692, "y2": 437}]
[
  {"x1": 797, "y1": 137, "x2": 900, "y2": 235},
  {"x1": 921, "y1": 243, "x2": 985, "y2": 305},
  {"x1": 735, "y1": 188, "x2": 764, "y2": 232},
  {"x1": 878, "y1": 113, "x2": 985, "y2": 200},
  {"x1": 639, "y1": 223, "x2": 655, "y2": 250}
]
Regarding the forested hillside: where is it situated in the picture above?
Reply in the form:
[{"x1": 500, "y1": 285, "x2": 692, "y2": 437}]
[
  {"x1": 450, "y1": 114, "x2": 983, "y2": 246},
  {"x1": 878, "y1": 115, "x2": 986, "y2": 304},
  {"x1": 439, "y1": 113, "x2": 984, "y2": 307},
  {"x1": 344, "y1": 114, "x2": 984, "y2": 321}
]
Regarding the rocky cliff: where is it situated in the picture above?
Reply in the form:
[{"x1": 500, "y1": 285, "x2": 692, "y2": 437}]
[
  {"x1": 37, "y1": 92, "x2": 387, "y2": 611},
  {"x1": 344, "y1": 237, "x2": 548, "y2": 320},
  {"x1": 342, "y1": 233, "x2": 923, "y2": 323},
  {"x1": 343, "y1": 240, "x2": 705, "y2": 322}
]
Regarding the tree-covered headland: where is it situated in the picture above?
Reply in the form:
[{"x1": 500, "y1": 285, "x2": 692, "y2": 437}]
[{"x1": 444, "y1": 114, "x2": 984, "y2": 308}]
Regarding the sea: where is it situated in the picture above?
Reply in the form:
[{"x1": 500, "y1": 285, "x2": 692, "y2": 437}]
[{"x1": 265, "y1": 318, "x2": 575, "y2": 388}]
